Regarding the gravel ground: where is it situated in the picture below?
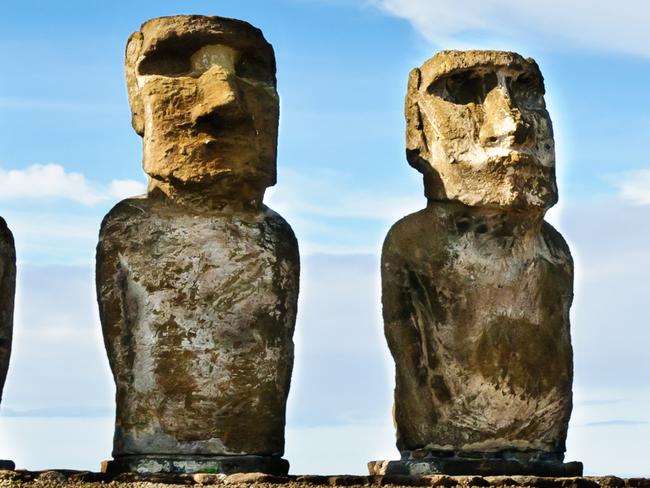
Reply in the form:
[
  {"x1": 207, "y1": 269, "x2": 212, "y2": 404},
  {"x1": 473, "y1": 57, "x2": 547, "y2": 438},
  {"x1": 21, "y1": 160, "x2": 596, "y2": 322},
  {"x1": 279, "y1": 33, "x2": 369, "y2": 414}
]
[{"x1": 0, "y1": 470, "x2": 648, "y2": 488}]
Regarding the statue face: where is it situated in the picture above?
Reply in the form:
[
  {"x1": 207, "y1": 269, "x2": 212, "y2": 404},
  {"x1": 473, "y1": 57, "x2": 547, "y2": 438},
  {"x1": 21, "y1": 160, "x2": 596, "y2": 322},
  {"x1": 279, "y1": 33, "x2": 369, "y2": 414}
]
[
  {"x1": 407, "y1": 51, "x2": 557, "y2": 210},
  {"x1": 126, "y1": 17, "x2": 278, "y2": 197}
]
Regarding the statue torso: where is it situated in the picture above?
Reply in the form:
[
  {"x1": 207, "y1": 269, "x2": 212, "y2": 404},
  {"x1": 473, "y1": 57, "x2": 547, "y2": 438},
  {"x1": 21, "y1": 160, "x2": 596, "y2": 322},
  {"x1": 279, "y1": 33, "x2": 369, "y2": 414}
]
[
  {"x1": 382, "y1": 204, "x2": 573, "y2": 454},
  {"x1": 96, "y1": 196, "x2": 299, "y2": 457}
]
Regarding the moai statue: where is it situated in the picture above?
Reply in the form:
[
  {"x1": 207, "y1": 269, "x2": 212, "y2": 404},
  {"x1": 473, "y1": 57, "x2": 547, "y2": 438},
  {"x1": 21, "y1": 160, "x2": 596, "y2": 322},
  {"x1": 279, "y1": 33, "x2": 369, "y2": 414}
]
[
  {"x1": 369, "y1": 51, "x2": 581, "y2": 476},
  {"x1": 96, "y1": 15, "x2": 299, "y2": 475},
  {"x1": 0, "y1": 218, "x2": 15, "y2": 471}
]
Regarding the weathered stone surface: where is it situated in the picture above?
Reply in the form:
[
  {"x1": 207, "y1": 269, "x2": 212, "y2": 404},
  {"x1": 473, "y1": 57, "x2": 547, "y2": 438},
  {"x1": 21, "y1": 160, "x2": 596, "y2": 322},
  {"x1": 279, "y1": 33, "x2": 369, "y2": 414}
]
[
  {"x1": 0, "y1": 218, "x2": 15, "y2": 398},
  {"x1": 37, "y1": 471, "x2": 69, "y2": 484},
  {"x1": 295, "y1": 475, "x2": 330, "y2": 485},
  {"x1": 66, "y1": 472, "x2": 104, "y2": 483},
  {"x1": 108, "y1": 471, "x2": 195, "y2": 485},
  {"x1": 374, "y1": 51, "x2": 578, "y2": 475},
  {"x1": 627, "y1": 480, "x2": 650, "y2": 488},
  {"x1": 482, "y1": 477, "x2": 520, "y2": 487},
  {"x1": 125, "y1": 15, "x2": 278, "y2": 204},
  {"x1": 0, "y1": 470, "x2": 643, "y2": 488},
  {"x1": 102, "y1": 453, "x2": 291, "y2": 477},
  {"x1": 327, "y1": 476, "x2": 372, "y2": 486},
  {"x1": 405, "y1": 51, "x2": 556, "y2": 210},
  {"x1": 428, "y1": 475, "x2": 460, "y2": 487},
  {"x1": 96, "y1": 15, "x2": 298, "y2": 473},
  {"x1": 369, "y1": 459, "x2": 582, "y2": 477},
  {"x1": 0, "y1": 217, "x2": 15, "y2": 470},
  {"x1": 193, "y1": 472, "x2": 227, "y2": 484},
  {"x1": 224, "y1": 472, "x2": 289, "y2": 484},
  {"x1": 378, "y1": 474, "x2": 433, "y2": 486},
  {"x1": 597, "y1": 477, "x2": 625, "y2": 488}
]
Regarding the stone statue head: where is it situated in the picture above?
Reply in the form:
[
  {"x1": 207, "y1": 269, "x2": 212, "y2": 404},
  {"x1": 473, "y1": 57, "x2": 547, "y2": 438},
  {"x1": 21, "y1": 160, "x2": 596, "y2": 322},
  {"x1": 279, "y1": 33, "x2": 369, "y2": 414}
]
[
  {"x1": 126, "y1": 15, "x2": 278, "y2": 203},
  {"x1": 406, "y1": 50, "x2": 557, "y2": 211}
]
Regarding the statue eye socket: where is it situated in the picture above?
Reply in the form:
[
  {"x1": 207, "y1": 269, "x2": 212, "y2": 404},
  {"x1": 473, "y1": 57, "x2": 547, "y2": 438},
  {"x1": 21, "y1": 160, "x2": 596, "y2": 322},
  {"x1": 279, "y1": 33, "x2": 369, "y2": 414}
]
[
  {"x1": 427, "y1": 71, "x2": 498, "y2": 105},
  {"x1": 510, "y1": 74, "x2": 545, "y2": 110},
  {"x1": 235, "y1": 54, "x2": 274, "y2": 84},
  {"x1": 512, "y1": 73, "x2": 540, "y2": 92},
  {"x1": 138, "y1": 50, "x2": 192, "y2": 76}
]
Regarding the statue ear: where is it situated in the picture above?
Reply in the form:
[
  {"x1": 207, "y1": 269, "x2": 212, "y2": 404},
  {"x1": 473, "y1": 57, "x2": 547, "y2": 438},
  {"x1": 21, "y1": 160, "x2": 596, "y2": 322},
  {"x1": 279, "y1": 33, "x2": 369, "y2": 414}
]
[
  {"x1": 125, "y1": 31, "x2": 145, "y2": 137},
  {"x1": 405, "y1": 68, "x2": 446, "y2": 201},
  {"x1": 405, "y1": 68, "x2": 429, "y2": 172}
]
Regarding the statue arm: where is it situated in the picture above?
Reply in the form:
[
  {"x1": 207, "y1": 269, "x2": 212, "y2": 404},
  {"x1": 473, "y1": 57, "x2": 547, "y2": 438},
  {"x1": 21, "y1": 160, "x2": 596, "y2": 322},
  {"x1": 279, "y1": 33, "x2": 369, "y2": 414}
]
[
  {"x1": 264, "y1": 205, "x2": 300, "y2": 336},
  {"x1": 542, "y1": 220, "x2": 574, "y2": 306},
  {"x1": 0, "y1": 218, "x2": 15, "y2": 398},
  {"x1": 381, "y1": 221, "x2": 445, "y2": 450},
  {"x1": 381, "y1": 225, "x2": 425, "y2": 374},
  {"x1": 95, "y1": 209, "x2": 132, "y2": 384}
]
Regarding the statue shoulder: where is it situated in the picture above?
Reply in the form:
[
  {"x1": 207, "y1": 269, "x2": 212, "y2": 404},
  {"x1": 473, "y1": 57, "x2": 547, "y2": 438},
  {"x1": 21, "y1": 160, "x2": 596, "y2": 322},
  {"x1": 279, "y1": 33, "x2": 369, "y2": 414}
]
[
  {"x1": 383, "y1": 207, "x2": 447, "y2": 262},
  {"x1": 541, "y1": 220, "x2": 573, "y2": 265},
  {"x1": 99, "y1": 197, "x2": 153, "y2": 237},
  {"x1": 97, "y1": 197, "x2": 156, "y2": 264},
  {"x1": 0, "y1": 217, "x2": 15, "y2": 256},
  {"x1": 262, "y1": 205, "x2": 298, "y2": 241}
]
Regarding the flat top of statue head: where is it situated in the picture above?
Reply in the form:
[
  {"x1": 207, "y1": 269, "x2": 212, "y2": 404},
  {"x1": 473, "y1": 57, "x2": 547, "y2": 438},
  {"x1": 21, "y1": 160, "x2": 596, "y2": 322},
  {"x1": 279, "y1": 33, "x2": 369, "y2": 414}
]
[
  {"x1": 128, "y1": 15, "x2": 276, "y2": 82},
  {"x1": 416, "y1": 50, "x2": 542, "y2": 91}
]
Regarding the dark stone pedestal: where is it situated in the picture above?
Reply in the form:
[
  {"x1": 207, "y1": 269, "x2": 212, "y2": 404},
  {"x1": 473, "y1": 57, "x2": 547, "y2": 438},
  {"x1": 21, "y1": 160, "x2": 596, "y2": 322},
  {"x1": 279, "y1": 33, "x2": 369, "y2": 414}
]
[
  {"x1": 0, "y1": 460, "x2": 15, "y2": 470},
  {"x1": 368, "y1": 458, "x2": 583, "y2": 477},
  {"x1": 102, "y1": 455, "x2": 289, "y2": 475}
]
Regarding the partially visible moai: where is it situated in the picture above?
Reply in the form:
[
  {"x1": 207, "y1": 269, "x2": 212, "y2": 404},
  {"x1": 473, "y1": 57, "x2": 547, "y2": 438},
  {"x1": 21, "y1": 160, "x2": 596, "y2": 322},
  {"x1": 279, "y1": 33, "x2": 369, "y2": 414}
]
[
  {"x1": 369, "y1": 51, "x2": 581, "y2": 476},
  {"x1": 96, "y1": 16, "x2": 299, "y2": 475},
  {"x1": 0, "y1": 218, "x2": 16, "y2": 471}
]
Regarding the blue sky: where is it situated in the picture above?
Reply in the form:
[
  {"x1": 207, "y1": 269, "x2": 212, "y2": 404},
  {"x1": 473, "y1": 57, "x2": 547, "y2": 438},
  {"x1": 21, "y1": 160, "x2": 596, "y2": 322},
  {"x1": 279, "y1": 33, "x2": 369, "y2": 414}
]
[{"x1": 0, "y1": 0, "x2": 649, "y2": 476}]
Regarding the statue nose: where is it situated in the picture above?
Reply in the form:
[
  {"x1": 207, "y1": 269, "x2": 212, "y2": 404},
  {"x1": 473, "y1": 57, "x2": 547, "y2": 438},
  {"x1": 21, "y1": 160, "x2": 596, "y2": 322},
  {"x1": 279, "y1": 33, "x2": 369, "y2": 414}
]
[
  {"x1": 191, "y1": 70, "x2": 244, "y2": 124},
  {"x1": 479, "y1": 86, "x2": 532, "y2": 147}
]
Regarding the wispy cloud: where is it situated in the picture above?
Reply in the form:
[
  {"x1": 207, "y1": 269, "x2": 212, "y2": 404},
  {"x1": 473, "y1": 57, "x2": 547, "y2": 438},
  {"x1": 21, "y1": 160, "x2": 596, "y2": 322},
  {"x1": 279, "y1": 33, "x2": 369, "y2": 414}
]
[
  {"x1": 0, "y1": 406, "x2": 112, "y2": 418},
  {"x1": 370, "y1": 0, "x2": 650, "y2": 57},
  {"x1": 266, "y1": 168, "x2": 423, "y2": 254},
  {"x1": 0, "y1": 97, "x2": 122, "y2": 112},
  {"x1": 583, "y1": 420, "x2": 649, "y2": 427},
  {"x1": 574, "y1": 399, "x2": 622, "y2": 407},
  {"x1": 612, "y1": 169, "x2": 650, "y2": 205},
  {"x1": 268, "y1": 168, "x2": 422, "y2": 222},
  {"x1": 0, "y1": 164, "x2": 145, "y2": 206},
  {"x1": 108, "y1": 179, "x2": 147, "y2": 200}
]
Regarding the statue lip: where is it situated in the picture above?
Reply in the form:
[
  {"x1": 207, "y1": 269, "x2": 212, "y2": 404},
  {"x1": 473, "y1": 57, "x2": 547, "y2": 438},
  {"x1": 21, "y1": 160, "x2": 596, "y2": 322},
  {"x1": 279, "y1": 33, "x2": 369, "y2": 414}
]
[{"x1": 480, "y1": 147, "x2": 551, "y2": 168}]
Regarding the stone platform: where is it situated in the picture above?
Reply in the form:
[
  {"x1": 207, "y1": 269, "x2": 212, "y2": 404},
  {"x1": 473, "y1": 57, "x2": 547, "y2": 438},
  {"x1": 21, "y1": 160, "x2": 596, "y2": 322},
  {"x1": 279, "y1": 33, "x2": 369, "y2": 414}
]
[
  {"x1": 0, "y1": 470, "x2": 648, "y2": 488},
  {"x1": 368, "y1": 458, "x2": 583, "y2": 477},
  {"x1": 102, "y1": 455, "x2": 289, "y2": 476}
]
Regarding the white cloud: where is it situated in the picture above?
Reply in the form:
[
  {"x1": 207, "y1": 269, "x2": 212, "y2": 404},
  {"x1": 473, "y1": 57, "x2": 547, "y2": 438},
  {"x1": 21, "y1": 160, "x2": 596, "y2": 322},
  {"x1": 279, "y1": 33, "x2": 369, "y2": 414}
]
[
  {"x1": 266, "y1": 168, "x2": 423, "y2": 254},
  {"x1": 268, "y1": 168, "x2": 423, "y2": 222},
  {"x1": 5, "y1": 264, "x2": 113, "y2": 412},
  {"x1": 0, "y1": 164, "x2": 145, "y2": 206},
  {"x1": 108, "y1": 179, "x2": 147, "y2": 200},
  {"x1": 370, "y1": 0, "x2": 650, "y2": 57},
  {"x1": 612, "y1": 169, "x2": 650, "y2": 205},
  {"x1": 558, "y1": 199, "x2": 650, "y2": 391},
  {"x1": 0, "y1": 97, "x2": 121, "y2": 112},
  {"x1": 0, "y1": 210, "x2": 101, "y2": 265},
  {"x1": 0, "y1": 417, "x2": 113, "y2": 471},
  {"x1": 286, "y1": 424, "x2": 397, "y2": 475}
]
